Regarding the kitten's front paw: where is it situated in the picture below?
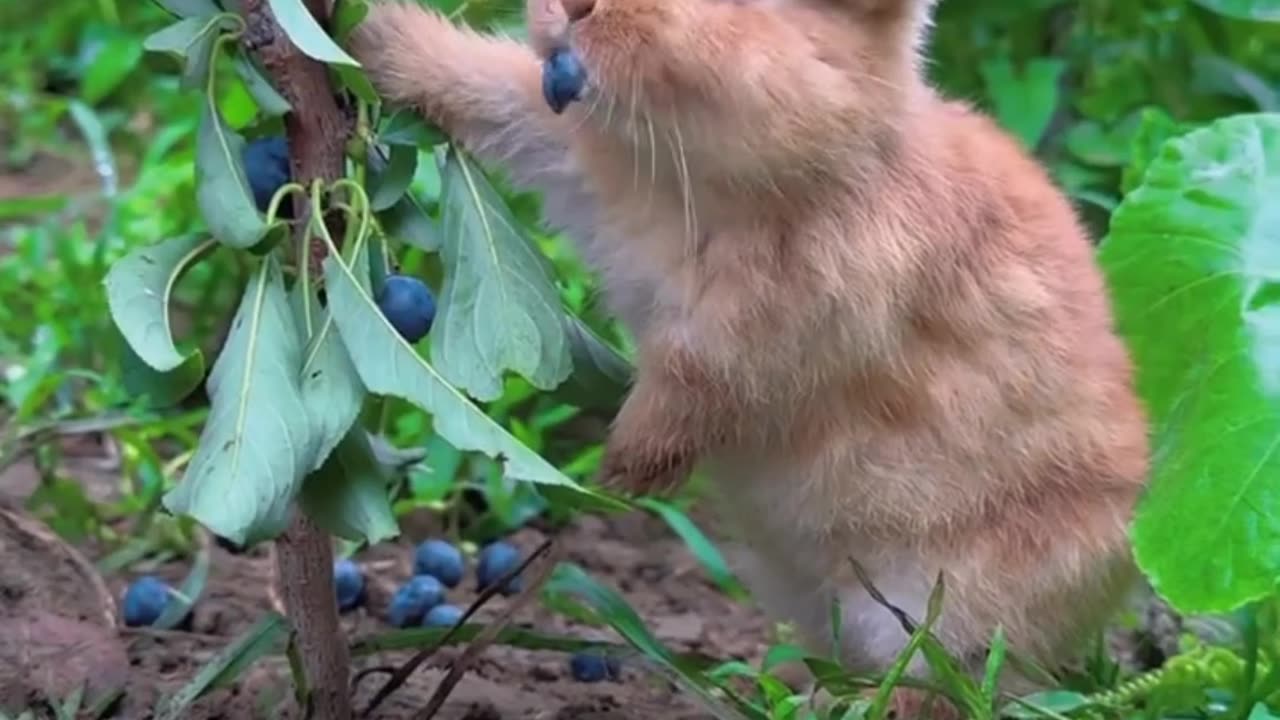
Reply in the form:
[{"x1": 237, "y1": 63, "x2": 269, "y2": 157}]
[{"x1": 597, "y1": 435, "x2": 693, "y2": 497}]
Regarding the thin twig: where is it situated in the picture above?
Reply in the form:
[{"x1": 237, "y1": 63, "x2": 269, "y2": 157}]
[
  {"x1": 415, "y1": 539, "x2": 563, "y2": 719},
  {"x1": 358, "y1": 537, "x2": 557, "y2": 716}
]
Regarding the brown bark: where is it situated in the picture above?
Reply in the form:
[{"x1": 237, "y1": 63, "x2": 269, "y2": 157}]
[{"x1": 238, "y1": 1, "x2": 355, "y2": 718}]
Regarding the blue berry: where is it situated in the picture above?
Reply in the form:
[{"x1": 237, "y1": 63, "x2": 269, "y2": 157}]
[
  {"x1": 122, "y1": 576, "x2": 172, "y2": 627},
  {"x1": 241, "y1": 135, "x2": 293, "y2": 218},
  {"x1": 375, "y1": 274, "x2": 436, "y2": 343},
  {"x1": 386, "y1": 575, "x2": 446, "y2": 627},
  {"x1": 413, "y1": 539, "x2": 464, "y2": 588},
  {"x1": 569, "y1": 651, "x2": 620, "y2": 682},
  {"x1": 541, "y1": 48, "x2": 587, "y2": 114},
  {"x1": 475, "y1": 541, "x2": 523, "y2": 596},
  {"x1": 334, "y1": 558, "x2": 365, "y2": 613},
  {"x1": 422, "y1": 603, "x2": 464, "y2": 629}
]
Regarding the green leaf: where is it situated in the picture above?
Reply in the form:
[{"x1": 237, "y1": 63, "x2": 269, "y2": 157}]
[
  {"x1": 979, "y1": 56, "x2": 1065, "y2": 150},
  {"x1": 296, "y1": 295, "x2": 365, "y2": 472},
  {"x1": 1000, "y1": 691, "x2": 1090, "y2": 719},
  {"x1": 80, "y1": 35, "x2": 144, "y2": 103},
  {"x1": 232, "y1": 54, "x2": 291, "y2": 116},
  {"x1": 980, "y1": 625, "x2": 1007, "y2": 707},
  {"x1": 370, "y1": 144, "x2": 419, "y2": 211},
  {"x1": 544, "y1": 563, "x2": 761, "y2": 720},
  {"x1": 1192, "y1": 0, "x2": 1280, "y2": 22},
  {"x1": 379, "y1": 193, "x2": 440, "y2": 252},
  {"x1": 156, "y1": 0, "x2": 222, "y2": 17},
  {"x1": 267, "y1": 0, "x2": 361, "y2": 66},
  {"x1": 432, "y1": 148, "x2": 572, "y2": 401},
  {"x1": 104, "y1": 233, "x2": 216, "y2": 372},
  {"x1": 164, "y1": 257, "x2": 317, "y2": 545},
  {"x1": 1098, "y1": 112, "x2": 1280, "y2": 614},
  {"x1": 380, "y1": 109, "x2": 447, "y2": 147},
  {"x1": 555, "y1": 316, "x2": 632, "y2": 410},
  {"x1": 143, "y1": 15, "x2": 229, "y2": 89},
  {"x1": 299, "y1": 429, "x2": 399, "y2": 544},
  {"x1": 196, "y1": 96, "x2": 274, "y2": 249},
  {"x1": 636, "y1": 498, "x2": 746, "y2": 600},
  {"x1": 119, "y1": 337, "x2": 206, "y2": 409},
  {"x1": 154, "y1": 612, "x2": 289, "y2": 720},
  {"x1": 323, "y1": 237, "x2": 624, "y2": 512}
]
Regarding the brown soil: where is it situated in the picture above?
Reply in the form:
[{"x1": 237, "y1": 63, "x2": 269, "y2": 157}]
[{"x1": 0, "y1": 455, "x2": 771, "y2": 720}]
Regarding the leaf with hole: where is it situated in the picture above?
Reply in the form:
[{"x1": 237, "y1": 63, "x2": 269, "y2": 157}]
[
  {"x1": 268, "y1": 0, "x2": 362, "y2": 66},
  {"x1": 164, "y1": 257, "x2": 318, "y2": 545},
  {"x1": 195, "y1": 97, "x2": 277, "y2": 249},
  {"x1": 299, "y1": 429, "x2": 398, "y2": 544},
  {"x1": 104, "y1": 233, "x2": 215, "y2": 372},
  {"x1": 323, "y1": 236, "x2": 624, "y2": 513},
  {"x1": 432, "y1": 147, "x2": 572, "y2": 401},
  {"x1": 1099, "y1": 113, "x2": 1280, "y2": 614}
]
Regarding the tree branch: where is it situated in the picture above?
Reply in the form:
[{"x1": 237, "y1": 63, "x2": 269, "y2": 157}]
[{"x1": 238, "y1": 1, "x2": 355, "y2": 718}]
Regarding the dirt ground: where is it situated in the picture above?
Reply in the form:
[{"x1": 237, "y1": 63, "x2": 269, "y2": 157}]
[{"x1": 0, "y1": 451, "x2": 773, "y2": 720}]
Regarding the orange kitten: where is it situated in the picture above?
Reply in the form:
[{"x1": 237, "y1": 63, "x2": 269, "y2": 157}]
[{"x1": 349, "y1": 0, "x2": 1149, "y2": 712}]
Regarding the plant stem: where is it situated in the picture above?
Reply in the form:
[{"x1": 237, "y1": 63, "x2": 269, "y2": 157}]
[
  {"x1": 276, "y1": 512, "x2": 351, "y2": 720},
  {"x1": 238, "y1": 0, "x2": 356, "y2": 717}
]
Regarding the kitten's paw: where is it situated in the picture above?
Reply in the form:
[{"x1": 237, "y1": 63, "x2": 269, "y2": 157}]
[{"x1": 596, "y1": 436, "x2": 693, "y2": 497}]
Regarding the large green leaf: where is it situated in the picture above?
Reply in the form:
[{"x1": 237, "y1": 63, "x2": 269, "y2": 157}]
[
  {"x1": 1192, "y1": 0, "x2": 1280, "y2": 21},
  {"x1": 295, "y1": 290, "x2": 365, "y2": 472},
  {"x1": 299, "y1": 429, "x2": 399, "y2": 544},
  {"x1": 195, "y1": 97, "x2": 274, "y2": 250},
  {"x1": 323, "y1": 237, "x2": 624, "y2": 512},
  {"x1": 432, "y1": 148, "x2": 572, "y2": 401},
  {"x1": 165, "y1": 257, "x2": 317, "y2": 545},
  {"x1": 267, "y1": 0, "x2": 361, "y2": 66},
  {"x1": 104, "y1": 233, "x2": 215, "y2": 372},
  {"x1": 143, "y1": 15, "x2": 231, "y2": 89},
  {"x1": 554, "y1": 316, "x2": 631, "y2": 410},
  {"x1": 1098, "y1": 112, "x2": 1280, "y2": 614}
]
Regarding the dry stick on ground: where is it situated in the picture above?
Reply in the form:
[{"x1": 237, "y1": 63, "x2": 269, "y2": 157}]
[
  {"x1": 358, "y1": 538, "x2": 559, "y2": 717},
  {"x1": 238, "y1": 0, "x2": 354, "y2": 718}
]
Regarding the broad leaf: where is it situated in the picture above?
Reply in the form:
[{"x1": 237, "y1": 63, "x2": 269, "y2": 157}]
[
  {"x1": 380, "y1": 109, "x2": 447, "y2": 147},
  {"x1": 294, "y1": 285, "x2": 365, "y2": 472},
  {"x1": 232, "y1": 54, "x2": 291, "y2": 116},
  {"x1": 268, "y1": 0, "x2": 361, "y2": 66},
  {"x1": 379, "y1": 195, "x2": 441, "y2": 252},
  {"x1": 104, "y1": 233, "x2": 215, "y2": 372},
  {"x1": 196, "y1": 97, "x2": 275, "y2": 249},
  {"x1": 979, "y1": 56, "x2": 1065, "y2": 150},
  {"x1": 165, "y1": 257, "x2": 317, "y2": 545},
  {"x1": 323, "y1": 237, "x2": 624, "y2": 512},
  {"x1": 120, "y1": 338, "x2": 205, "y2": 409},
  {"x1": 81, "y1": 35, "x2": 144, "y2": 103},
  {"x1": 369, "y1": 144, "x2": 419, "y2": 211},
  {"x1": 555, "y1": 316, "x2": 631, "y2": 410},
  {"x1": 432, "y1": 148, "x2": 572, "y2": 401},
  {"x1": 1098, "y1": 112, "x2": 1280, "y2": 614},
  {"x1": 299, "y1": 429, "x2": 399, "y2": 544},
  {"x1": 1192, "y1": 0, "x2": 1280, "y2": 21},
  {"x1": 143, "y1": 15, "x2": 230, "y2": 89}
]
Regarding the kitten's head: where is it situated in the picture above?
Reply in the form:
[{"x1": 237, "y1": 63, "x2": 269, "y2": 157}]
[{"x1": 528, "y1": 0, "x2": 937, "y2": 180}]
